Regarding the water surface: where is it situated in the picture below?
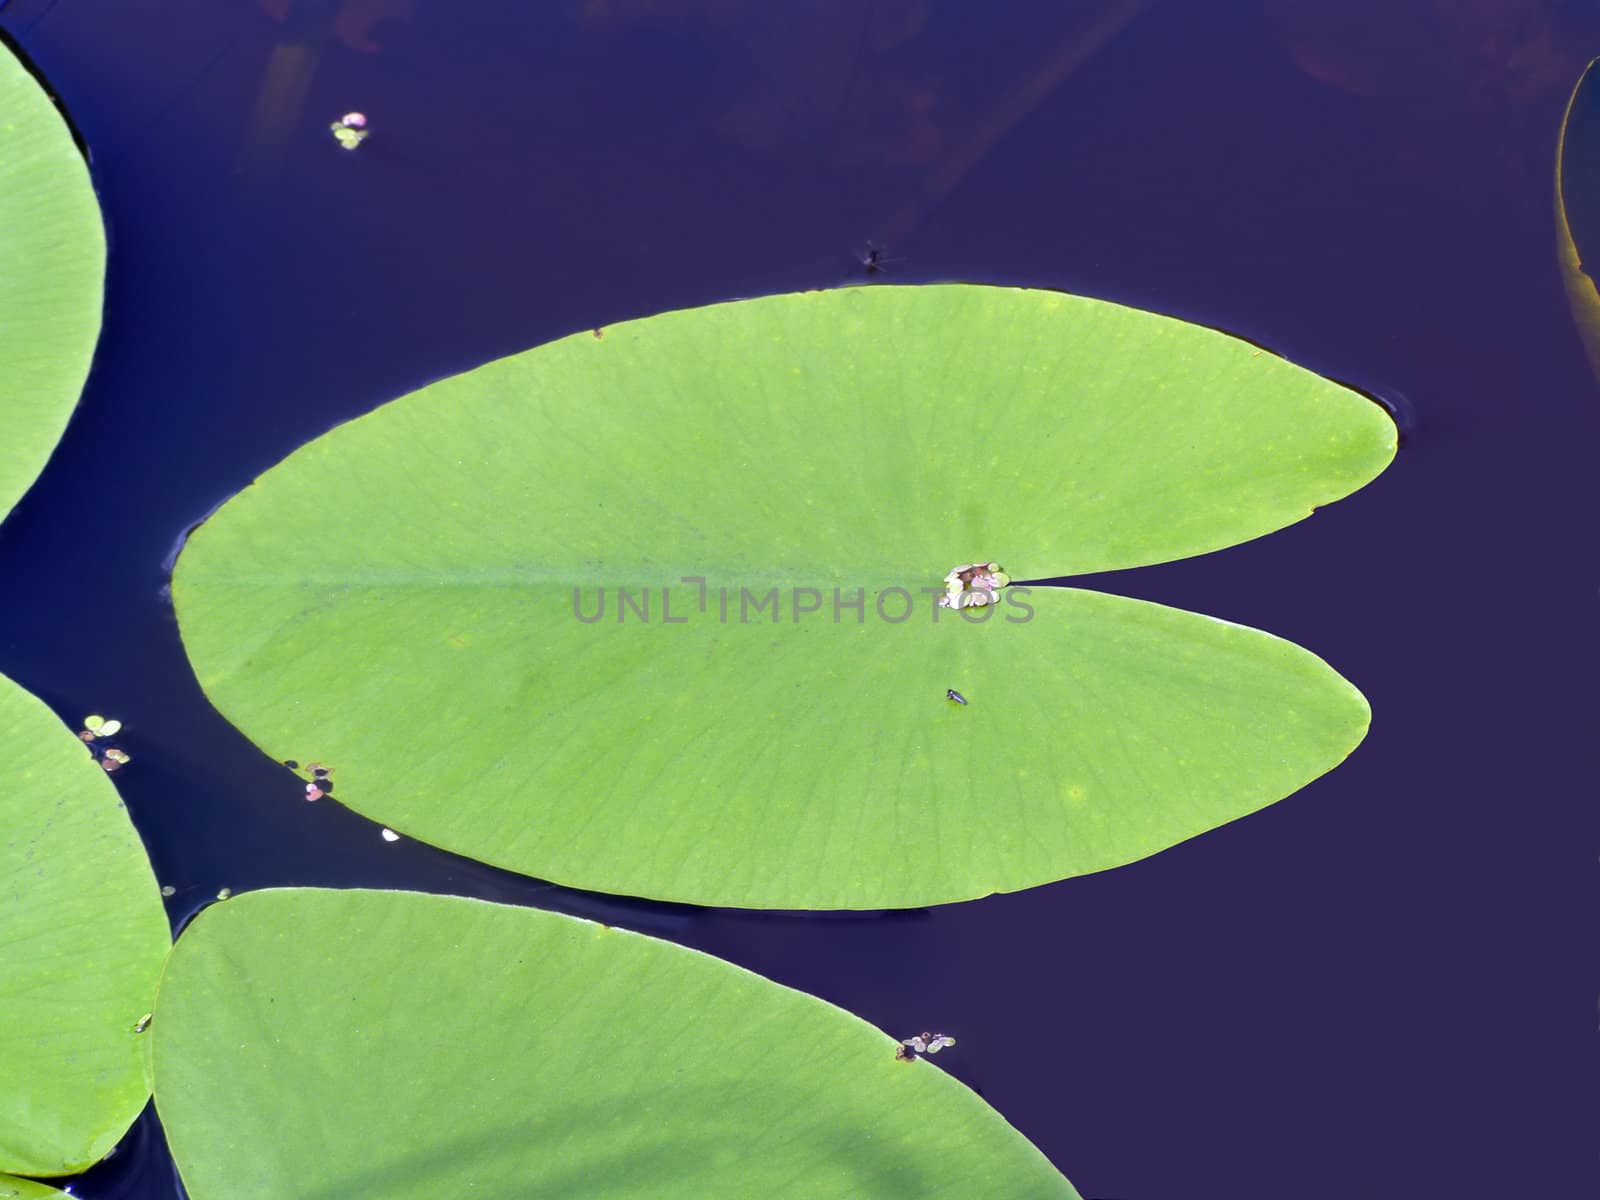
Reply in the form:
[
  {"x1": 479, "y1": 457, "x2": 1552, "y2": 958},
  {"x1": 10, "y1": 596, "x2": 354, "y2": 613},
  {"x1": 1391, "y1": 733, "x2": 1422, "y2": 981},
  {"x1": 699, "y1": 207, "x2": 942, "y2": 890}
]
[{"x1": 2, "y1": 3, "x2": 1595, "y2": 1197}]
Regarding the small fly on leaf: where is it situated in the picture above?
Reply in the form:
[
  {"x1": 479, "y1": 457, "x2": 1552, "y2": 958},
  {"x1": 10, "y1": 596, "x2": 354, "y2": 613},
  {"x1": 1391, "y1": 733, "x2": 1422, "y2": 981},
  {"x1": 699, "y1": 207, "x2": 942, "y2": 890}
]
[
  {"x1": 946, "y1": 689, "x2": 967, "y2": 705},
  {"x1": 133, "y1": 1013, "x2": 152, "y2": 1034}
]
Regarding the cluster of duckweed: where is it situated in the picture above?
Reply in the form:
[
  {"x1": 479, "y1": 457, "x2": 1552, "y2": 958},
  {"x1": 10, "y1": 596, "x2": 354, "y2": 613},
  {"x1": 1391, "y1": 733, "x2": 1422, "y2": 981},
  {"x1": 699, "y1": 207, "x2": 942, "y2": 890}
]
[
  {"x1": 78, "y1": 714, "x2": 130, "y2": 772},
  {"x1": 284, "y1": 759, "x2": 334, "y2": 801},
  {"x1": 937, "y1": 561, "x2": 1010, "y2": 609}
]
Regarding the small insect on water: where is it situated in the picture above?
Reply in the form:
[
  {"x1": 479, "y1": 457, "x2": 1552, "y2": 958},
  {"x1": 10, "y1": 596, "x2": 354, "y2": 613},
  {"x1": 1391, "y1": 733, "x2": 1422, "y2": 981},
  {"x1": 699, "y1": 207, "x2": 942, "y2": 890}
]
[
  {"x1": 895, "y1": 1031, "x2": 956, "y2": 1061},
  {"x1": 946, "y1": 689, "x2": 967, "y2": 705},
  {"x1": 859, "y1": 242, "x2": 901, "y2": 276}
]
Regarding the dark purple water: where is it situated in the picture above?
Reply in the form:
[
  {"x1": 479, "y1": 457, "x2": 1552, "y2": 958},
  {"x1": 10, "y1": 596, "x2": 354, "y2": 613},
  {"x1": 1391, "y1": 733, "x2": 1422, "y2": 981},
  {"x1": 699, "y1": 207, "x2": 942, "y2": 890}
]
[{"x1": 3, "y1": 3, "x2": 1596, "y2": 1198}]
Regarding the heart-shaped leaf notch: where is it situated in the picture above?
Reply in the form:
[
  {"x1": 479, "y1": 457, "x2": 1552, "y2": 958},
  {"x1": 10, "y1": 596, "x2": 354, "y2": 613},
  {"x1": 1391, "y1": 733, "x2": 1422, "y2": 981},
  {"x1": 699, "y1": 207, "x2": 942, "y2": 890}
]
[{"x1": 174, "y1": 285, "x2": 1395, "y2": 908}]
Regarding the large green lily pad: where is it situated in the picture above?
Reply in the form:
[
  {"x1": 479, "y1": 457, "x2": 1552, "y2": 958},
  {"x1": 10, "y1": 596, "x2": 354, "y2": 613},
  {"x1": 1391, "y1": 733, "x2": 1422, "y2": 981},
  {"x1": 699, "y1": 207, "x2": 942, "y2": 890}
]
[
  {"x1": 0, "y1": 676, "x2": 169, "y2": 1176},
  {"x1": 1557, "y1": 57, "x2": 1600, "y2": 382},
  {"x1": 0, "y1": 41, "x2": 105, "y2": 522},
  {"x1": 174, "y1": 285, "x2": 1394, "y2": 908},
  {"x1": 153, "y1": 888, "x2": 1078, "y2": 1199}
]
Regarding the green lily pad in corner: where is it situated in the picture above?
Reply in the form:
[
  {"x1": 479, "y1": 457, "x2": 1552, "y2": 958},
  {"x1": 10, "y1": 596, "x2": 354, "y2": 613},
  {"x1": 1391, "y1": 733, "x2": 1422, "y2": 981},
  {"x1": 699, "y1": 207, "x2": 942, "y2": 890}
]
[
  {"x1": 0, "y1": 41, "x2": 106, "y2": 522},
  {"x1": 0, "y1": 675, "x2": 170, "y2": 1177},
  {"x1": 1557, "y1": 57, "x2": 1600, "y2": 383},
  {"x1": 173, "y1": 284, "x2": 1394, "y2": 908},
  {"x1": 0, "y1": 1175, "x2": 68, "y2": 1199},
  {"x1": 152, "y1": 888, "x2": 1079, "y2": 1199}
]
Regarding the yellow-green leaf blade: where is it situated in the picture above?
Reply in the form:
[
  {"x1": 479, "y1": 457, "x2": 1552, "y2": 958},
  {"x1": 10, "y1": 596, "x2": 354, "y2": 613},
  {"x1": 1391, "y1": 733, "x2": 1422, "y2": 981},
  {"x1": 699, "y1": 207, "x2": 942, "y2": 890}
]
[
  {"x1": 174, "y1": 285, "x2": 1390, "y2": 908},
  {"x1": 0, "y1": 1175, "x2": 69, "y2": 1198},
  {"x1": 0, "y1": 676, "x2": 169, "y2": 1176},
  {"x1": 0, "y1": 43, "x2": 105, "y2": 521},
  {"x1": 153, "y1": 888, "x2": 1080, "y2": 1199}
]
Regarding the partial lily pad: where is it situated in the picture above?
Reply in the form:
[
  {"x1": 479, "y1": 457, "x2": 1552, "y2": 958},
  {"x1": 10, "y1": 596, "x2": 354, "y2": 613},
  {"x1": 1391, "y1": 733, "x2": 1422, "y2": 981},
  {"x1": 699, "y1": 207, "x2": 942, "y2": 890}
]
[
  {"x1": 0, "y1": 675, "x2": 169, "y2": 1176},
  {"x1": 152, "y1": 888, "x2": 1079, "y2": 1199},
  {"x1": 0, "y1": 1175, "x2": 68, "y2": 1199},
  {"x1": 0, "y1": 41, "x2": 106, "y2": 522},
  {"x1": 173, "y1": 285, "x2": 1394, "y2": 908},
  {"x1": 1557, "y1": 57, "x2": 1600, "y2": 381}
]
